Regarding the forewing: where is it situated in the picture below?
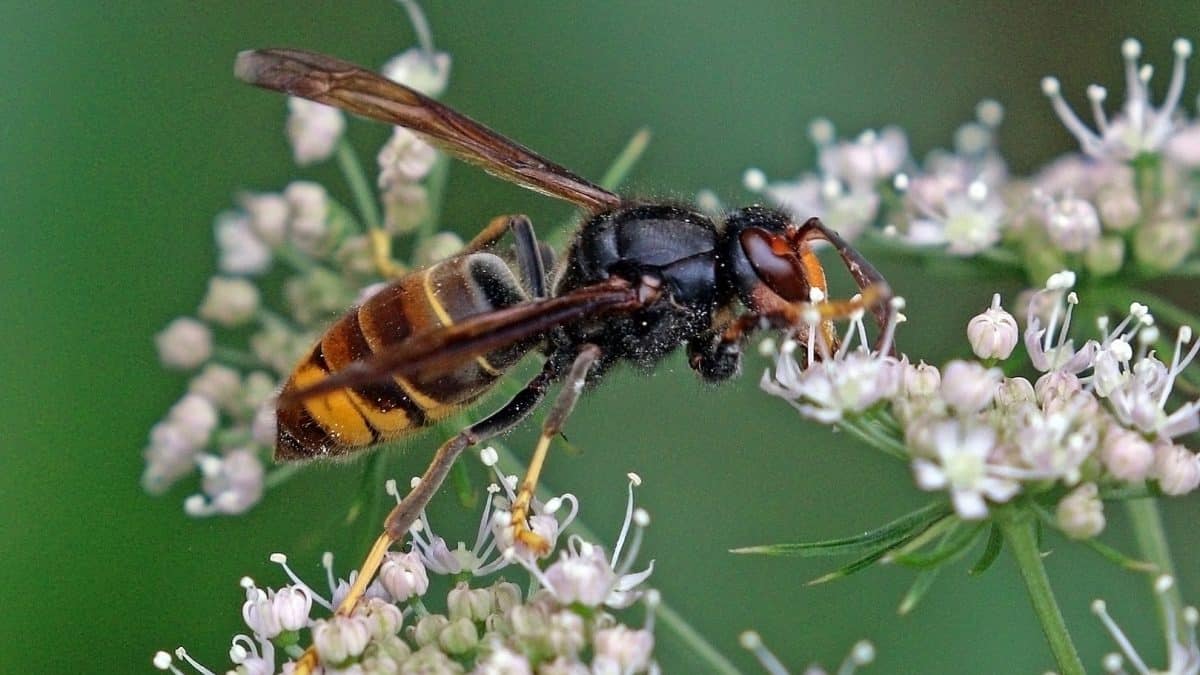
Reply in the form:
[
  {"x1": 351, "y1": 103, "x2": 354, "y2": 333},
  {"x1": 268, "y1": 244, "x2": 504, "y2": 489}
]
[
  {"x1": 278, "y1": 278, "x2": 638, "y2": 404},
  {"x1": 235, "y1": 48, "x2": 622, "y2": 212}
]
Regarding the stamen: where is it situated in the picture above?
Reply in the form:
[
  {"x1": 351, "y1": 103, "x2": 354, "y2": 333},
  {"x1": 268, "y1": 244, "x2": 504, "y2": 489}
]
[
  {"x1": 153, "y1": 651, "x2": 183, "y2": 675},
  {"x1": 743, "y1": 168, "x2": 768, "y2": 192},
  {"x1": 268, "y1": 553, "x2": 331, "y2": 610},
  {"x1": 1041, "y1": 77, "x2": 1103, "y2": 154},
  {"x1": 643, "y1": 589, "x2": 661, "y2": 633},
  {"x1": 739, "y1": 631, "x2": 789, "y2": 675},
  {"x1": 321, "y1": 552, "x2": 337, "y2": 600},
  {"x1": 1092, "y1": 599, "x2": 1151, "y2": 675},
  {"x1": 838, "y1": 640, "x2": 876, "y2": 675},
  {"x1": 173, "y1": 647, "x2": 217, "y2": 675},
  {"x1": 1088, "y1": 85, "x2": 1110, "y2": 132},
  {"x1": 611, "y1": 474, "x2": 641, "y2": 565},
  {"x1": 1160, "y1": 327, "x2": 1200, "y2": 408},
  {"x1": 809, "y1": 118, "x2": 835, "y2": 146},
  {"x1": 479, "y1": 446, "x2": 499, "y2": 466}
]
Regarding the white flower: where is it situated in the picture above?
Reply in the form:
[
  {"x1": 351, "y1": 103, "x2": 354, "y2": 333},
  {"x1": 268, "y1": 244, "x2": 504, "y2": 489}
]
[
  {"x1": 517, "y1": 475, "x2": 654, "y2": 609},
  {"x1": 897, "y1": 175, "x2": 1004, "y2": 255},
  {"x1": 187, "y1": 363, "x2": 242, "y2": 411},
  {"x1": 746, "y1": 170, "x2": 880, "y2": 243},
  {"x1": 198, "y1": 276, "x2": 260, "y2": 327},
  {"x1": 155, "y1": 317, "x2": 212, "y2": 370},
  {"x1": 1024, "y1": 276, "x2": 1098, "y2": 375},
  {"x1": 185, "y1": 449, "x2": 265, "y2": 517},
  {"x1": 912, "y1": 418, "x2": 1019, "y2": 519},
  {"x1": 382, "y1": 47, "x2": 451, "y2": 98},
  {"x1": 240, "y1": 192, "x2": 289, "y2": 247},
  {"x1": 286, "y1": 97, "x2": 345, "y2": 166},
  {"x1": 1042, "y1": 38, "x2": 1194, "y2": 161},
  {"x1": 284, "y1": 181, "x2": 330, "y2": 253},
  {"x1": 215, "y1": 211, "x2": 272, "y2": 275},
  {"x1": 967, "y1": 294, "x2": 1019, "y2": 360},
  {"x1": 816, "y1": 126, "x2": 909, "y2": 189},
  {"x1": 474, "y1": 645, "x2": 532, "y2": 675},
  {"x1": 1056, "y1": 482, "x2": 1105, "y2": 539},
  {"x1": 761, "y1": 298, "x2": 906, "y2": 423},
  {"x1": 939, "y1": 360, "x2": 1001, "y2": 414}
]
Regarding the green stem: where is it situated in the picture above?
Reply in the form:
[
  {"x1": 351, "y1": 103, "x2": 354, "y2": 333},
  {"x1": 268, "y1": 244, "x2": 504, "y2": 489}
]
[
  {"x1": 491, "y1": 444, "x2": 742, "y2": 675},
  {"x1": 995, "y1": 506, "x2": 1084, "y2": 675},
  {"x1": 336, "y1": 139, "x2": 383, "y2": 234},
  {"x1": 1124, "y1": 497, "x2": 1183, "y2": 648}
]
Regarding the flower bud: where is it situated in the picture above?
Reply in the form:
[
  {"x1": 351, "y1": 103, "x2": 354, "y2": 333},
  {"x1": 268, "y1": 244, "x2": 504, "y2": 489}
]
[
  {"x1": 1154, "y1": 442, "x2": 1200, "y2": 495},
  {"x1": 168, "y1": 393, "x2": 219, "y2": 444},
  {"x1": 903, "y1": 361, "x2": 941, "y2": 397},
  {"x1": 447, "y1": 583, "x2": 494, "y2": 622},
  {"x1": 1100, "y1": 427, "x2": 1155, "y2": 481},
  {"x1": 994, "y1": 376, "x2": 1036, "y2": 410},
  {"x1": 156, "y1": 317, "x2": 212, "y2": 370},
  {"x1": 359, "y1": 597, "x2": 403, "y2": 640},
  {"x1": 491, "y1": 581, "x2": 523, "y2": 614},
  {"x1": 198, "y1": 276, "x2": 260, "y2": 327},
  {"x1": 412, "y1": 614, "x2": 449, "y2": 647},
  {"x1": 594, "y1": 626, "x2": 654, "y2": 672},
  {"x1": 1134, "y1": 220, "x2": 1195, "y2": 272},
  {"x1": 1056, "y1": 482, "x2": 1105, "y2": 539},
  {"x1": 273, "y1": 585, "x2": 313, "y2": 632},
  {"x1": 286, "y1": 97, "x2": 344, "y2": 166},
  {"x1": 1084, "y1": 236, "x2": 1125, "y2": 277},
  {"x1": 939, "y1": 360, "x2": 1001, "y2": 413},
  {"x1": 379, "y1": 551, "x2": 429, "y2": 602},
  {"x1": 312, "y1": 615, "x2": 371, "y2": 664},
  {"x1": 378, "y1": 127, "x2": 438, "y2": 188},
  {"x1": 241, "y1": 586, "x2": 282, "y2": 638},
  {"x1": 438, "y1": 617, "x2": 479, "y2": 655},
  {"x1": 967, "y1": 294, "x2": 1018, "y2": 359},
  {"x1": 1042, "y1": 196, "x2": 1100, "y2": 252},
  {"x1": 1096, "y1": 185, "x2": 1140, "y2": 232}
]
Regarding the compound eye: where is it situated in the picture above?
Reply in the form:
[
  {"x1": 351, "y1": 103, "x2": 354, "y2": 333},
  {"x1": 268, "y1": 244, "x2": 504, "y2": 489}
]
[{"x1": 739, "y1": 227, "x2": 809, "y2": 302}]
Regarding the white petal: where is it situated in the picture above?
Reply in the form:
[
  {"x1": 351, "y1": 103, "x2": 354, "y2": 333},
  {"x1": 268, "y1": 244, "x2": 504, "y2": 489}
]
[
  {"x1": 951, "y1": 490, "x2": 989, "y2": 520},
  {"x1": 912, "y1": 460, "x2": 948, "y2": 490}
]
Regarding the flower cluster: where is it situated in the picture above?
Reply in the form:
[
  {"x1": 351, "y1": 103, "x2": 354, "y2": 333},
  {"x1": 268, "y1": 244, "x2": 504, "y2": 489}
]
[
  {"x1": 143, "y1": 33, "x2": 454, "y2": 517},
  {"x1": 762, "y1": 270, "x2": 1200, "y2": 530},
  {"x1": 154, "y1": 467, "x2": 659, "y2": 674},
  {"x1": 744, "y1": 38, "x2": 1200, "y2": 285}
]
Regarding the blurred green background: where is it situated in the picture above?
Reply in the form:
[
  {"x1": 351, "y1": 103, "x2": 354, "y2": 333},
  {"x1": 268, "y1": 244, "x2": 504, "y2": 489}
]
[{"x1": 4, "y1": 2, "x2": 1200, "y2": 672}]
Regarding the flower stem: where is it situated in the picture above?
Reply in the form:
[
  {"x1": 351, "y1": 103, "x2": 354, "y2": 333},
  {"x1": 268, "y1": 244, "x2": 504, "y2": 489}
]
[
  {"x1": 995, "y1": 506, "x2": 1084, "y2": 675},
  {"x1": 1124, "y1": 497, "x2": 1183, "y2": 648},
  {"x1": 335, "y1": 139, "x2": 383, "y2": 235}
]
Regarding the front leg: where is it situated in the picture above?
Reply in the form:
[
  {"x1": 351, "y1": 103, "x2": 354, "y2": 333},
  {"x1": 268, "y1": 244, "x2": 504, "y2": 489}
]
[{"x1": 508, "y1": 344, "x2": 601, "y2": 555}]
